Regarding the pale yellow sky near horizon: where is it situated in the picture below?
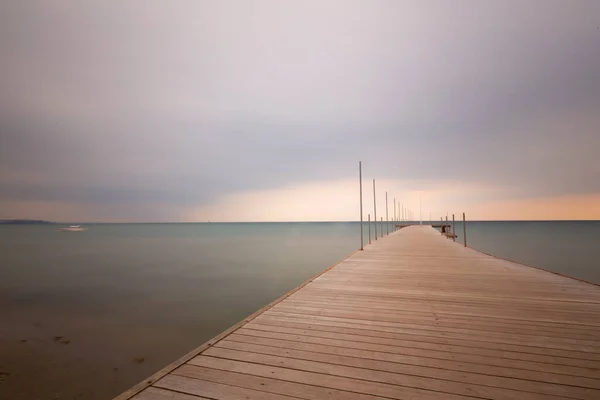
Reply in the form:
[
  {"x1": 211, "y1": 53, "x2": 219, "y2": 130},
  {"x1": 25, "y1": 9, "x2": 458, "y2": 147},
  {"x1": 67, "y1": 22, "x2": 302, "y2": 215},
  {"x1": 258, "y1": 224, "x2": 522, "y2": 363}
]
[
  {"x1": 3, "y1": 179, "x2": 599, "y2": 222},
  {"x1": 188, "y1": 180, "x2": 600, "y2": 222}
]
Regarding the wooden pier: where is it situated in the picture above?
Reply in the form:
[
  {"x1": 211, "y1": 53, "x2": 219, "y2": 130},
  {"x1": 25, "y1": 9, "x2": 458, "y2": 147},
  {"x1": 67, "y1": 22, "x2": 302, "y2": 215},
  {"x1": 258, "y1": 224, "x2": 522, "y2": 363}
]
[{"x1": 116, "y1": 225, "x2": 600, "y2": 400}]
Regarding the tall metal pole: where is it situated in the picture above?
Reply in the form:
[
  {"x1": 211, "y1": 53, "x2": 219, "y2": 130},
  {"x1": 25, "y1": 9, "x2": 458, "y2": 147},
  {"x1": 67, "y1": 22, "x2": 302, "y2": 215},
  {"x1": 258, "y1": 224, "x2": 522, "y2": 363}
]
[
  {"x1": 385, "y1": 191, "x2": 389, "y2": 235},
  {"x1": 420, "y1": 194, "x2": 422, "y2": 225},
  {"x1": 373, "y1": 179, "x2": 377, "y2": 240},
  {"x1": 452, "y1": 214, "x2": 456, "y2": 241},
  {"x1": 359, "y1": 162, "x2": 363, "y2": 251},
  {"x1": 368, "y1": 214, "x2": 371, "y2": 244},
  {"x1": 394, "y1": 198, "x2": 396, "y2": 224},
  {"x1": 463, "y1": 212, "x2": 467, "y2": 247}
]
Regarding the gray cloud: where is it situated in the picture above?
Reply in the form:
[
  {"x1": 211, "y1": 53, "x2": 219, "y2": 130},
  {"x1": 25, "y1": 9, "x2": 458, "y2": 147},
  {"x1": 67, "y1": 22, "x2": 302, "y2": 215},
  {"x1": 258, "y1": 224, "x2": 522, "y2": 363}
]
[{"x1": 1, "y1": 0, "x2": 599, "y2": 218}]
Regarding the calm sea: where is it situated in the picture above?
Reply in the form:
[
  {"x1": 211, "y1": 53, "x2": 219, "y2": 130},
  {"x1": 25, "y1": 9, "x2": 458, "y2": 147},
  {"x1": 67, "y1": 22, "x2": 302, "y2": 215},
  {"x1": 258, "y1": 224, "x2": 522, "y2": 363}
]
[{"x1": 1, "y1": 221, "x2": 599, "y2": 399}]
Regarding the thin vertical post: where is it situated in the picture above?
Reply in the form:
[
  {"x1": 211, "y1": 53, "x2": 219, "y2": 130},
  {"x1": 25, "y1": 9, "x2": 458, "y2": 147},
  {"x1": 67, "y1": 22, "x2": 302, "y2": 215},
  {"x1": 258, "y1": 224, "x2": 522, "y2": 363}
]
[
  {"x1": 394, "y1": 198, "x2": 396, "y2": 225},
  {"x1": 368, "y1": 214, "x2": 371, "y2": 244},
  {"x1": 381, "y1": 217, "x2": 383, "y2": 235},
  {"x1": 463, "y1": 212, "x2": 467, "y2": 247},
  {"x1": 452, "y1": 214, "x2": 456, "y2": 241},
  {"x1": 359, "y1": 162, "x2": 363, "y2": 251},
  {"x1": 419, "y1": 194, "x2": 422, "y2": 225},
  {"x1": 373, "y1": 179, "x2": 377, "y2": 240},
  {"x1": 385, "y1": 191, "x2": 389, "y2": 235}
]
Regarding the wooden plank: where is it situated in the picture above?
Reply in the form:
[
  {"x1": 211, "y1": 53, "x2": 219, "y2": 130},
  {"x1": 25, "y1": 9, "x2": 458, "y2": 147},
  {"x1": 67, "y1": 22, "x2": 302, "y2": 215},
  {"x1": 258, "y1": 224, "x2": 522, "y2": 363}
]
[
  {"x1": 214, "y1": 338, "x2": 600, "y2": 399},
  {"x1": 280, "y1": 298, "x2": 600, "y2": 330},
  {"x1": 225, "y1": 332, "x2": 600, "y2": 389},
  {"x1": 259, "y1": 308, "x2": 600, "y2": 339},
  {"x1": 201, "y1": 347, "x2": 570, "y2": 400},
  {"x1": 132, "y1": 387, "x2": 211, "y2": 400},
  {"x1": 154, "y1": 374, "x2": 295, "y2": 400},
  {"x1": 187, "y1": 355, "x2": 476, "y2": 400},
  {"x1": 234, "y1": 327, "x2": 600, "y2": 378},
  {"x1": 264, "y1": 306, "x2": 600, "y2": 345},
  {"x1": 249, "y1": 316, "x2": 600, "y2": 360},
  {"x1": 277, "y1": 298, "x2": 600, "y2": 334},
  {"x1": 172, "y1": 364, "x2": 387, "y2": 400},
  {"x1": 241, "y1": 324, "x2": 600, "y2": 368}
]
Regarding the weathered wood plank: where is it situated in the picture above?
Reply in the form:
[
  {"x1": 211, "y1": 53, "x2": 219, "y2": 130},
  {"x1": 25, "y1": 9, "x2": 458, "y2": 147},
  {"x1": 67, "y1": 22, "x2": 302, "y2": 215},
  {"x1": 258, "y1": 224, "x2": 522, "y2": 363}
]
[
  {"x1": 131, "y1": 387, "x2": 211, "y2": 400},
  {"x1": 213, "y1": 338, "x2": 600, "y2": 399},
  {"x1": 154, "y1": 374, "x2": 296, "y2": 400},
  {"x1": 234, "y1": 326, "x2": 600, "y2": 378},
  {"x1": 172, "y1": 364, "x2": 387, "y2": 400},
  {"x1": 249, "y1": 316, "x2": 600, "y2": 360},
  {"x1": 187, "y1": 355, "x2": 477, "y2": 400},
  {"x1": 225, "y1": 332, "x2": 600, "y2": 389},
  {"x1": 240, "y1": 324, "x2": 600, "y2": 367}
]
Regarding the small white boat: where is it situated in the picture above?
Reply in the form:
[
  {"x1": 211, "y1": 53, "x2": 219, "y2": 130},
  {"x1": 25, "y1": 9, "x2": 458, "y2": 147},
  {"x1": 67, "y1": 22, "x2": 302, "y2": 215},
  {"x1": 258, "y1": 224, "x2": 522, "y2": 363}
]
[{"x1": 60, "y1": 225, "x2": 86, "y2": 232}]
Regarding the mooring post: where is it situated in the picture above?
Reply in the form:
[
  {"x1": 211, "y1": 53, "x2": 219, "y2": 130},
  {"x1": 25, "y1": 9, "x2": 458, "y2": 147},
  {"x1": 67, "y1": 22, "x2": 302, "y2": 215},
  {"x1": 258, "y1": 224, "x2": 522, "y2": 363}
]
[
  {"x1": 373, "y1": 179, "x2": 377, "y2": 240},
  {"x1": 359, "y1": 161, "x2": 363, "y2": 251},
  {"x1": 463, "y1": 212, "x2": 467, "y2": 247},
  {"x1": 419, "y1": 194, "x2": 422, "y2": 225},
  {"x1": 385, "y1": 191, "x2": 389, "y2": 235},
  {"x1": 394, "y1": 197, "x2": 396, "y2": 230},
  {"x1": 452, "y1": 214, "x2": 456, "y2": 241},
  {"x1": 368, "y1": 213, "x2": 371, "y2": 244}
]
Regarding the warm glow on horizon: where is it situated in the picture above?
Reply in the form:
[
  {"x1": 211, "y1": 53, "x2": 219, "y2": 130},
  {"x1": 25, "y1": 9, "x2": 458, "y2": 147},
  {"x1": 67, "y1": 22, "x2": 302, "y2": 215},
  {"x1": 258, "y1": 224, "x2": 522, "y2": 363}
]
[
  {"x1": 2, "y1": 179, "x2": 600, "y2": 223},
  {"x1": 185, "y1": 179, "x2": 600, "y2": 223}
]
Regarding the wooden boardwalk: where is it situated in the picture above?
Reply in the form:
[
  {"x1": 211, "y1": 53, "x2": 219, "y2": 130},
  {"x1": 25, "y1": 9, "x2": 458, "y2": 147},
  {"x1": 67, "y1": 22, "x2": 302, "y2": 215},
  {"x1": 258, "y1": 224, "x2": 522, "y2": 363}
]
[{"x1": 117, "y1": 225, "x2": 600, "y2": 400}]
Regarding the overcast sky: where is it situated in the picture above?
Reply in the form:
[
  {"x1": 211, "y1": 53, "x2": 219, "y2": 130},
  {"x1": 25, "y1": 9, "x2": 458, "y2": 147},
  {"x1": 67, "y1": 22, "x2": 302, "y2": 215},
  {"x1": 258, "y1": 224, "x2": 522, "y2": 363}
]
[{"x1": 1, "y1": 1, "x2": 599, "y2": 221}]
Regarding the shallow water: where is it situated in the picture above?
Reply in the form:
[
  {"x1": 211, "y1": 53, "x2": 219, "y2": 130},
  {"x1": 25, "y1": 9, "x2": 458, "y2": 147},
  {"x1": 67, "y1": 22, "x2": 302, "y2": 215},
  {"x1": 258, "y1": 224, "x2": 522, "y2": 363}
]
[
  {"x1": 1, "y1": 221, "x2": 598, "y2": 399},
  {"x1": 0, "y1": 222, "x2": 368, "y2": 400},
  {"x1": 450, "y1": 220, "x2": 600, "y2": 284}
]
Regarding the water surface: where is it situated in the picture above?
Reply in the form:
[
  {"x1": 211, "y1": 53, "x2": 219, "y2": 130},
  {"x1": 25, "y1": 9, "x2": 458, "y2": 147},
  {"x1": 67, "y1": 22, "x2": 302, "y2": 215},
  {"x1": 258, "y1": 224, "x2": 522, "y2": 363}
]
[{"x1": 1, "y1": 221, "x2": 598, "y2": 399}]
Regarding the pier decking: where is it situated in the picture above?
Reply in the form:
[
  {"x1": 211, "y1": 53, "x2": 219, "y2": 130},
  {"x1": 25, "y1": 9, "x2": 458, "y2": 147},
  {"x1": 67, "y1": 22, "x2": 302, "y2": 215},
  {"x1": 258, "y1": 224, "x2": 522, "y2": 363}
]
[{"x1": 117, "y1": 225, "x2": 600, "y2": 400}]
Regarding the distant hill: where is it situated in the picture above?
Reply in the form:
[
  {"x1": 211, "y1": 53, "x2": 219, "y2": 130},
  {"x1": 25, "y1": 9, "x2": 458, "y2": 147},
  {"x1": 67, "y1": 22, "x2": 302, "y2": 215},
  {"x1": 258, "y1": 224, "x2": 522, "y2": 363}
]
[{"x1": 0, "y1": 219, "x2": 54, "y2": 225}]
